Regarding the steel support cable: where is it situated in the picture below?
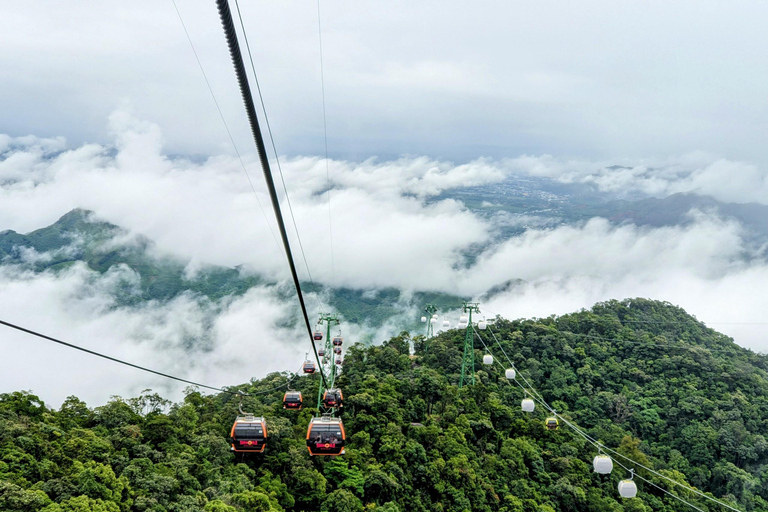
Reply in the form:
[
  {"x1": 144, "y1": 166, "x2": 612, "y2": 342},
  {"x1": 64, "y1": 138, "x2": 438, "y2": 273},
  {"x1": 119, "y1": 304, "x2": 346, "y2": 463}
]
[
  {"x1": 476, "y1": 328, "x2": 742, "y2": 512},
  {"x1": 486, "y1": 325, "x2": 548, "y2": 404},
  {"x1": 232, "y1": 0, "x2": 314, "y2": 284},
  {"x1": 611, "y1": 457, "x2": 707, "y2": 512},
  {"x1": 316, "y1": 0, "x2": 336, "y2": 285},
  {"x1": 0, "y1": 318, "x2": 277, "y2": 397},
  {"x1": 170, "y1": 0, "x2": 281, "y2": 251},
  {"x1": 215, "y1": 0, "x2": 327, "y2": 390}
]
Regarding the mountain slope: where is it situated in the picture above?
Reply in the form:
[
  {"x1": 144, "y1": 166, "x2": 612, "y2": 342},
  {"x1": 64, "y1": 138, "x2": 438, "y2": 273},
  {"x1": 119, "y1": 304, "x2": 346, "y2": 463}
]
[
  {"x1": 0, "y1": 299, "x2": 763, "y2": 511},
  {"x1": 0, "y1": 210, "x2": 465, "y2": 330}
]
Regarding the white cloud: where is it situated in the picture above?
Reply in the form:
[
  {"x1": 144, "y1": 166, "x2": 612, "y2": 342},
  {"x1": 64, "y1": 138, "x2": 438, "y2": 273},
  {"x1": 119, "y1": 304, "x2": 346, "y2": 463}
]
[
  {"x1": 3, "y1": 113, "x2": 768, "y2": 406},
  {"x1": 506, "y1": 153, "x2": 768, "y2": 205},
  {"x1": 0, "y1": 262, "x2": 308, "y2": 407}
]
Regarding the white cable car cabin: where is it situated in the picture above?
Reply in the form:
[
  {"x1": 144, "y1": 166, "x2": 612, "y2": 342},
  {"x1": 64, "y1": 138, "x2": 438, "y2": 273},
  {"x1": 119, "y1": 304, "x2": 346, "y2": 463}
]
[
  {"x1": 230, "y1": 416, "x2": 267, "y2": 453},
  {"x1": 477, "y1": 320, "x2": 487, "y2": 330},
  {"x1": 421, "y1": 316, "x2": 427, "y2": 323},
  {"x1": 521, "y1": 398, "x2": 535, "y2": 412},
  {"x1": 618, "y1": 479, "x2": 637, "y2": 498},
  {"x1": 483, "y1": 354, "x2": 493, "y2": 365},
  {"x1": 283, "y1": 391, "x2": 303, "y2": 410},
  {"x1": 459, "y1": 315, "x2": 468, "y2": 324},
  {"x1": 505, "y1": 368, "x2": 516, "y2": 379},
  {"x1": 306, "y1": 417, "x2": 346, "y2": 456},
  {"x1": 442, "y1": 319, "x2": 450, "y2": 328},
  {"x1": 430, "y1": 317, "x2": 437, "y2": 324},
  {"x1": 593, "y1": 455, "x2": 613, "y2": 474}
]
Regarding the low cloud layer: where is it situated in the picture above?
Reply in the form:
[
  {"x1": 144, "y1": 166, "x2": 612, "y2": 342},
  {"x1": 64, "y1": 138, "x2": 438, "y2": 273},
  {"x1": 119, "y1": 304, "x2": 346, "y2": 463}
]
[
  {"x1": 3, "y1": 113, "x2": 768, "y2": 406},
  {"x1": 508, "y1": 153, "x2": 768, "y2": 205}
]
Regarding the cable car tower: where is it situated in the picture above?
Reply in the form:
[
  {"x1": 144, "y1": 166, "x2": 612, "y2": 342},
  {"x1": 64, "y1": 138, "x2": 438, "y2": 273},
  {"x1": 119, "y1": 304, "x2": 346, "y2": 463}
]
[
  {"x1": 315, "y1": 313, "x2": 341, "y2": 410},
  {"x1": 421, "y1": 303, "x2": 437, "y2": 338},
  {"x1": 458, "y1": 302, "x2": 481, "y2": 388}
]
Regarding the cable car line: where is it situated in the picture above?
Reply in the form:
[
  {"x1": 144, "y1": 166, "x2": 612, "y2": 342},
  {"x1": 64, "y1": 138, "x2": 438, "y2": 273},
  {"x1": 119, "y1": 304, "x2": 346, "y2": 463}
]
[
  {"x1": 232, "y1": 0, "x2": 314, "y2": 284},
  {"x1": 215, "y1": 0, "x2": 327, "y2": 390},
  {"x1": 170, "y1": 0, "x2": 280, "y2": 252},
  {"x1": 0, "y1": 318, "x2": 268, "y2": 397},
  {"x1": 474, "y1": 326, "x2": 743, "y2": 512},
  {"x1": 316, "y1": 0, "x2": 336, "y2": 285}
]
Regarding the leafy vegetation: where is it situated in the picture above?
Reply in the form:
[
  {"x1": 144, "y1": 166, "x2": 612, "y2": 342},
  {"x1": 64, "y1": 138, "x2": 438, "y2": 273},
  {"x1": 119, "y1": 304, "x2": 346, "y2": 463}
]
[{"x1": 1, "y1": 299, "x2": 764, "y2": 511}]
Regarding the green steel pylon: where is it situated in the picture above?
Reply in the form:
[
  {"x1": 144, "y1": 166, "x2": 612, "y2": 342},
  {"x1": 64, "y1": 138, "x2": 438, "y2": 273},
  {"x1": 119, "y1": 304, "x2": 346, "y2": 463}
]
[
  {"x1": 315, "y1": 313, "x2": 341, "y2": 411},
  {"x1": 423, "y1": 304, "x2": 437, "y2": 339},
  {"x1": 459, "y1": 302, "x2": 481, "y2": 388}
]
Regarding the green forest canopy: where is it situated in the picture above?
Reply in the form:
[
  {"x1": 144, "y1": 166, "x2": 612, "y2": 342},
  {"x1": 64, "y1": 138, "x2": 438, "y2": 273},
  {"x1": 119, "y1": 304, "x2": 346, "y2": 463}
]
[{"x1": 1, "y1": 298, "x2": 765, "y2": 512}]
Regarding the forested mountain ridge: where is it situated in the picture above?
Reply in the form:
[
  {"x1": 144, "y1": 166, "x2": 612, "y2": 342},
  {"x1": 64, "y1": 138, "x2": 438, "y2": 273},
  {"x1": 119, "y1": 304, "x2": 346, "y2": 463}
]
[
  {"x1": 0, "y1": 209, "x2": 463, "y2": 329},
  {"x1": 0, "y1": 299, "x2": 764, "y2": 512}
]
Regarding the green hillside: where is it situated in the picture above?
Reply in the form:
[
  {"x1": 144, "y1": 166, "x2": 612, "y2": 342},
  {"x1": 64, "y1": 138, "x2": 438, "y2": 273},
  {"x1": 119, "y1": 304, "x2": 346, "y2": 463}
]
[
  {"x1": 0, "y1": 299, "x2": 763, "y2": 511},
  {"x1": 0, "y1": 210, "x2": 464, "y2": 330}
]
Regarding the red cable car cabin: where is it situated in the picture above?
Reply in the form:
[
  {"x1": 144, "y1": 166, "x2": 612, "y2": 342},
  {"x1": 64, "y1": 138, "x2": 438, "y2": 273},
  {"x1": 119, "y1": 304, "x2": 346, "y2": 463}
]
[
  {"x1": 303, "y1": 361, "x2": 316, "y2": 374},
  {"x1": 230, "y1": 416, "x2": 267, "y2": 453},
  {"x1": 283, "y1": 391, "x2": 303, "y2": 410},
  {"x1": 306, "y1": 417, "x2": 346, "y2": 456},
  {"x1": 322, "y1": 388, "x2": 343, "y2": 408}
]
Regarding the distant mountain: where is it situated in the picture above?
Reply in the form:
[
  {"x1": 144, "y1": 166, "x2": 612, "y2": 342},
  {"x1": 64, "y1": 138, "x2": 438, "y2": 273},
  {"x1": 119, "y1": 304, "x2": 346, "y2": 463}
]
[
  {"x1": 569, "y1": 193, "x2": 768, "y2": 235},
  {"x1": 0, "y1": 210, "x2": 466, "y2": 333}
]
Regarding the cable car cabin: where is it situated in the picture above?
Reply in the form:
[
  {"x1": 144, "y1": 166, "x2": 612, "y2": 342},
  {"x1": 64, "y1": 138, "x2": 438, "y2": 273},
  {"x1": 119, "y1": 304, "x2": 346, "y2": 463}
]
[
  {"x1": 333, "y1": 346, "x2": 342, "y2": 355},
  {"x1": 230, "y1": 416, "x2": 267, "y2": 453},
  {"x1": 322, "y1": 388, "x2": 344, "y2": 408},
  {"x1": 332, "y1": 336, "x2": 343, "y2": 346},
  {"x1": 283, "y1": 391, "x2": 303, "y2": 410},
  {"x1": 303, "y1": 361, "x2": 316, "y2": 374},
  {"x1": 306, "y1": 417, "x2": 346, "y2": 456},
  {"x1": 545, "y1": 417, "x2": 559, "y2": 431},
  {"x1": 521, "y1": 398, "x2": 535, "y2": 412},
  {"x1": 318, "y1": 348, "x2": 326, "y2": 357},
  {"x1": 313, "y1": 331, "x2": 323, "y2": 341},
  {"x1": 618, "y1": 479, "x2": 637, "y2": 498}
]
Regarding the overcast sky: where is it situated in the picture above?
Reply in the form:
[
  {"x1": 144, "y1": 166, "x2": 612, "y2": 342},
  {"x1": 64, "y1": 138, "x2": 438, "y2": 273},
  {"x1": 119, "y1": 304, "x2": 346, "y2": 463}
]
[
  {"x1": 3, "y1": 1, "x2": 768, "y2": 406},
  {"x1": 3, "y1": 1, "x2": 768, "y2": 162}
]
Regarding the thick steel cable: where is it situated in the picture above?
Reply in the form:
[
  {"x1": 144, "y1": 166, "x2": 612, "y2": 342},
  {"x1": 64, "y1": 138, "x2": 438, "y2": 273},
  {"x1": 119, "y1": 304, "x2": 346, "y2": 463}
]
[
  {"x1": 170, "y1": 0, "x2": 280, "y2": 251},
  {"x1": 477, "y1": 327, "x2": 742, "y2": 512},
  {"x1": 232, "y1": 0, "x2": 314, "y2": 284},
  {"x1": 316, "y1": 0, "x2": 336, "y2": 285},
  {"x1": 0, "y1": 318, "x2": 272, "y2": 396},
  {"x1": 215, "y1": 0, "x2": 327, "y2": 390}
]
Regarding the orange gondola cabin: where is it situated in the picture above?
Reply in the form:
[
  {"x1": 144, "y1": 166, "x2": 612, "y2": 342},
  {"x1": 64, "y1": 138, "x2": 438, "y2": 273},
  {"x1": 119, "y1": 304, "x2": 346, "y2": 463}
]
[
  {"x1": 230, "y1": 416, "x2": 267, "y2": 453},
  {"x1": 322, "y1": 388, "x2": 344, "y2": 408},
  {"x1": 283, "y1": 391, "x2": 303, "y2": 410},
  {"x1": 306, "y1": 416, "x2": 346, "y2": 456}
]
